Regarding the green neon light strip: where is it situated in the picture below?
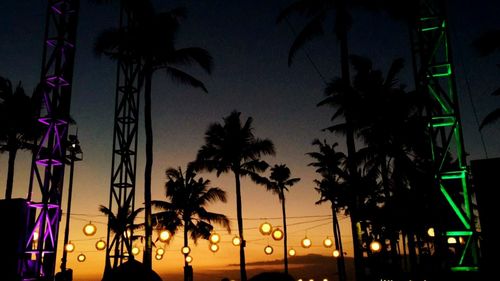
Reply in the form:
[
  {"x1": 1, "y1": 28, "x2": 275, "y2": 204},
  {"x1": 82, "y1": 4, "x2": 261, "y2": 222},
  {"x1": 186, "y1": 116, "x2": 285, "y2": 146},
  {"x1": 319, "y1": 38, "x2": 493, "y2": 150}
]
[
  {"x1": 430, "y1": 64, "x2": 452, "y2": 77},
  {"x1": 428, "y1": 86, "x2": 452, "y2": 114},
  {"x1": 421, "y1": 26, "x2": 439, "y2": 32},
  {"x1": 446, "y1": 231, "x2": 473, "y2": 236},
  {"x1": 458, "y1": 235, "x2": 473, "y2": 265},
  {"x1": 461, "y1": 172, "x2": 472, "y2": 219},
  {"x1": 440, "y1": 170, "x2": 465, "y2": 180},
  {"x1": 440, "y1": 184, "x2": 471, "y2": 229},
  {"x1": 451, "y1": 266, "x2": 479, "y2": 272}
]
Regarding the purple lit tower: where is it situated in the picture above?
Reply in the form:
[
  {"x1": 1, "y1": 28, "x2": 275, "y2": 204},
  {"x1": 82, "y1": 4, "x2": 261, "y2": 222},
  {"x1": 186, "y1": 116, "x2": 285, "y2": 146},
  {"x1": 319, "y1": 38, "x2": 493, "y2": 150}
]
[{"x1": 20, "y1": 0, "x2": 79, "y2": 280}]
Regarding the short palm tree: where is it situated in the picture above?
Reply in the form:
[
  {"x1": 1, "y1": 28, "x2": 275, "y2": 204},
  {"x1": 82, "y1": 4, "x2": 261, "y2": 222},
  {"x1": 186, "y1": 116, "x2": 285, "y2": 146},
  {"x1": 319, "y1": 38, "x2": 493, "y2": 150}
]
[
  {"x1": 95, "y1": 6, "x2": 213, "y2": 268},
  {"x1": 252, "y1": 164, "x2": 300, "y2": 274},
  {"x1": 152, "y1": 165, "x2": 230, "y2": 281},
  {"x1": 0, "y1": 76, "x2": 40, "y2": 199},
  {"x1": 307, "y1": 139, "x2": 348, "y2": 281},
  {"x1": 194, "y1": 110, "x2": 275, "y2": 281},
  {"x1": 99, "y1": 203, "x2": 144, "y2": 267}
]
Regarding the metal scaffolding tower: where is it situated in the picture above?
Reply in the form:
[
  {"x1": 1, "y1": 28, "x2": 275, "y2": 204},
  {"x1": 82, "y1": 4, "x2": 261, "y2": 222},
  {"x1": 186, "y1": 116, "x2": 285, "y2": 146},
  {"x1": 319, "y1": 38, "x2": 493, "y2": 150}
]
[
  {"x1": 21, "y1": 0, "x2": 80, "y2": 280},
  {"x1": 411, "y1": 0, "x2": 479, "y2": 274},
  {"x1": 104, "y1": 5, "x2": 142, "y2": 269}
]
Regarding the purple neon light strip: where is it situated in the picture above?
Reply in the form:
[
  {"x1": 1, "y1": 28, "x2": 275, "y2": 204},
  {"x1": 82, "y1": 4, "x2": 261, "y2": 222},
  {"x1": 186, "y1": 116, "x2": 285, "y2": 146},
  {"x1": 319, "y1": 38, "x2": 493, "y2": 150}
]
[{"x1": 38, "y1": 117, "x2": 67, "y2": 126}]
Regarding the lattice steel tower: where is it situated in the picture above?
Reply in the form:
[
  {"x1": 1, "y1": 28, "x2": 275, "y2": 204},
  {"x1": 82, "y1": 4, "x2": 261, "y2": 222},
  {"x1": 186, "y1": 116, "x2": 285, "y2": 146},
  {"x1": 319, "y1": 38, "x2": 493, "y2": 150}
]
[
  {"x1": 21, "y1": 0, "x2": 79, "y2": 280},
  {"x1": 411, "y1": 0, "x2": 479, "y2": 274},
  {"x1": 104, "y1": 4, "x2": 142, "y2": 269}
]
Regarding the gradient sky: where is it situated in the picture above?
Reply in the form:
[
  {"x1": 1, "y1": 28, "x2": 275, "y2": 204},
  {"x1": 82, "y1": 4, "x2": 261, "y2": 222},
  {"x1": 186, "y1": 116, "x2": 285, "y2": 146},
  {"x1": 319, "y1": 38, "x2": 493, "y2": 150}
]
[{"x1": 1, "y1": 0, "x2": 499, "y2": 280}]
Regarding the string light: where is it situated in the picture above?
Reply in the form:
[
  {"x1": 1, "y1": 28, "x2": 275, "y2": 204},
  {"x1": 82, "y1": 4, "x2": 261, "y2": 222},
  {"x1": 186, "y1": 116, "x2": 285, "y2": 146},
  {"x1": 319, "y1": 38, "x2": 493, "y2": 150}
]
[
  {"x1": 301, "y1": 236, "x2": 312, "y2": 248},
  {"x1": 259, "y1": 222, "x2": 272, "y2": 235},
  {"x1": 370, "y1": 241, "x2": 382, "y2": 252},
  {"x1": 159, "y1": 230, "x2": 171, "y2": 242},
  {"x1": 323, "y1": 237, "x2": 333, "y2": 248},
  {"x1": 83, "y1": 221, "x2": 97, "y2": 236},
  {"x1": 333, "y1": 249, "x2": 340, "y2": 258},
  {"x1": 95, "y1": 239, "x2": 106, "y2": 251},
  {"x1": 131, "y1": 246, "x2": 140, "y2": 255},
  {"x1": 185, "y1": 255, "x2": 193, "y2": 263},
  {"x1": 272, "y1": 228, "x2": 284, "y2": 241},
  {"x1": 264, "y1": 245, "x2": 273, "y2": 255},
  {"x1": 181, "y1": 246, "x2": 191, "y2": 255},
  {"x1": 65, "y1": 242, "x2": 75, "y2": 253},
  {"x1": 288, "y1": 248, "x2": 296, "y2": 256},
  {"x1": 209, "y1": 232, "x2": 220, "y2": 244},
  {"x1": 209, "y1": 243, "x2": 219, "y2": 253},
  {"x1": 156, "y1": 248, "x2": 165, "y2": 256},
  {"x1": 155, "y1": 254, "x2": 163, "y2": 260},
  {"x1": 77, "y1": 253, "x2": 86, "y2": 262},
  {"x1": 232, "y1": 235, "x2": 241, "y2": 246}
]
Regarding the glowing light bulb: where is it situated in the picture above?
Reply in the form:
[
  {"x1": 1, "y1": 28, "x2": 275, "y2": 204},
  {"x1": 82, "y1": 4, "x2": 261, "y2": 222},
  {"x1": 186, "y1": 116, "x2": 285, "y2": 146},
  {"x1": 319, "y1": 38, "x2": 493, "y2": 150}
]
[
  {"x1": 288, "y1": 248, "x2": 296, "y2": 256},
  {"x1": 264, "y1": 245, "x2": 273, "y2": 255},
  {"x1": 259, "y1": 222, "x2": 272, "y2": 235},
  {"x1": 83, "y1": 222, "x2": 97, "y2": 236},
  {"x1": 333, "y1": 249, "x2": 340, "y2": 258},
  {"x1": 77, "y1": 253, "x2": 86, "y2": 262},
  {"x1": 370, "y1": 241, "x2": 382, "y2": 252},
  {"x1": 210, "y1": 243, "x2": 219, "y2": 253},
  {"x1": 232, "y1": 236, "x2": 241, "y2": 246},
  {"x1": 65, "y1": 242, "x2": 75, "y2": 253},
  {"x1": 185, "y1": 255, "x2": 193, "y2": 263},
  {"x1": 95, "y1": 239, "x2": 106, "y2": 251},
  {"x1": 323, "y1": 237, "x2": 333, "y2": 248},
  {"x1": 272, "y1": 228, "x2": 284, "y2": 241},
  {"x1": 156, "y1": 248, "x2": 165, "y2": 256},
  {"x1": 209, "y1": 232, "x2": 221, "y2": 244},
  {"x1": 181, "y1": 246, "x2": 191, "y2": 255},
  {"x1": 301, "y1": 237, "x2": 312, "y2": 248},
  {"x1": 159, "y1": 230, "x2": 171, "y2": 242}
]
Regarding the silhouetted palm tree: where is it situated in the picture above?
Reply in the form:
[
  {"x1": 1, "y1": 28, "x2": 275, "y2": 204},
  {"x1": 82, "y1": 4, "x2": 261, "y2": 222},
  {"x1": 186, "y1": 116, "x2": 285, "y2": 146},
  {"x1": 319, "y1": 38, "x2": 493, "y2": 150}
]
[
  {"x1": 0, "y1": 76, "x2": 40, "y2": 199},
  {"x1": 194, "y1": 111, "x2": 275, "y2": 281},
  {"x1": 473, "y1": 29, "x2": 500, "y2": 130},
  {"x1": 95, "y1": 6, "x2": 213, "y2": 268},
  {"x1": 252, "y1": 164, "x2": 300, "y2": 274},
  {"x1": 277, "y1": 3, "x2": 368, "y2": 276},
  {"x1": 99, "y1": 204, "x2": 144, "y2": 263},
  {"x1": 152, "y1": 165, "x2": 230, "y2": 281},
  {"x1": 307, "y1": 139, "x2": 348, "y2": 281}
]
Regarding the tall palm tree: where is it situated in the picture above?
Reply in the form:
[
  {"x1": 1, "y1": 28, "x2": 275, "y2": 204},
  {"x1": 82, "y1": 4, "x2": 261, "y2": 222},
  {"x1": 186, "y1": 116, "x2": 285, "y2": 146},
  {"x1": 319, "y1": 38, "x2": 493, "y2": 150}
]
[
  {"x1": 277, "y1": 3, "x2": 369, "y2": 277},
  {"x1": 307, "y1": 139, "x2": 348, "y2": 281},
  {"x1": 99, "y1": 204, "x2": 144, "y2": 265},
  {"x1": 0, "y1": 76, "x2": 40, "y2": 199},
  {"x1": 252, "y1": 164, "x2": 300, "y2": 274},
  {"x1": 194, "y1": 110, "x2": 275, "y2": 281},
  {"x1": 152, "y1": 165, "x2": 230, "y2": 281},
  {"x1": 95, "y1": 6, "x2": 213, "y2": 269}
]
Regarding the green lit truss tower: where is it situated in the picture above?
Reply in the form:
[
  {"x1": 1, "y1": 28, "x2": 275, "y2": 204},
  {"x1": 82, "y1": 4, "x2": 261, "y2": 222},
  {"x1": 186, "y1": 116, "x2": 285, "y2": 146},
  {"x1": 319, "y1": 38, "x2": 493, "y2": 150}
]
[
  {"x1": 21, "y1": 0, "x2": 79, "y2": 280},
  {"x1": 104, "y1": 4, "x2": 142, "y2": 270},
  {"x1": 410, "y1": 0, "x2": 479, "y2": 274}
]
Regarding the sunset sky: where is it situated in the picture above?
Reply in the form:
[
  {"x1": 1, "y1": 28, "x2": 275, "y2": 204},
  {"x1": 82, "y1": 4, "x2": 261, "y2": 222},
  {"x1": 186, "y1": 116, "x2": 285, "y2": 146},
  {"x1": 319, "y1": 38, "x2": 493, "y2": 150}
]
[{"x1": 1, "y1": 0, "x2": 499, "y2": 280}]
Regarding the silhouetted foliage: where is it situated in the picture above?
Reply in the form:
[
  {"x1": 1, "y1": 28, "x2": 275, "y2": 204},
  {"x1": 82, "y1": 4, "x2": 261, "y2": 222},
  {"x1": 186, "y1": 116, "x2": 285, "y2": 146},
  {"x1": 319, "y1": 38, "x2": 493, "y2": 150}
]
[
  {"x1": 194, "y1": 110, "x2": 275, "y2": 281},
  {"x1": 0, "y1": 76, "x2": 42, "y2": 199},
  {"x1": 252, "y1": 164, "x2": 300, "y2": 274}
]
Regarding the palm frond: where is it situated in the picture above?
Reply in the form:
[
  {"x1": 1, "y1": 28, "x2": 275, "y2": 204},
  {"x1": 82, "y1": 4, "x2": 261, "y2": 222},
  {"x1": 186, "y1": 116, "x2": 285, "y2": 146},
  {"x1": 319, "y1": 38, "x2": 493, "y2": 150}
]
[{"x1": 163, "y1": 67, "x2": 208, "y2": 92}]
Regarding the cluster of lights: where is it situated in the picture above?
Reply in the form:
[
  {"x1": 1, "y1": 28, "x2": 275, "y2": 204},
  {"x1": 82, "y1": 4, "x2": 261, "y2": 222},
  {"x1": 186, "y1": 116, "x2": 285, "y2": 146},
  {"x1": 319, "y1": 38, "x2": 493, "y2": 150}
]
[
  {"x1": 155, "y1": 247, "x2": 165, "y2": 260},
  {"x1": 209, "y1": 232, "x2": 221, "y2": 253}
]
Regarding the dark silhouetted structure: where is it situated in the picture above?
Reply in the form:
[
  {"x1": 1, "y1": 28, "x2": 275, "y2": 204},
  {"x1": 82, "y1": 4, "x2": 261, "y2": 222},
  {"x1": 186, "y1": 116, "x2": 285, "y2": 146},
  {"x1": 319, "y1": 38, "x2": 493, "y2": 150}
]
[{"x1": 248, "y1": 272, "x2": 295, "y2": 281}]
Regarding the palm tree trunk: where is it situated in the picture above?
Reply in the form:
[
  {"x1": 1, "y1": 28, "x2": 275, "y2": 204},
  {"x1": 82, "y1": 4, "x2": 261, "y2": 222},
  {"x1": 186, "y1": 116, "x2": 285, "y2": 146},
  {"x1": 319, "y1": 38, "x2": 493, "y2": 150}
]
[
  {"x1": 5, "y1": 141, "x2": 17, "y2": 199},
  {"x1": 143, "y1": 62, "x2": 153, "y2": 271},
  {"x1": 337, "y1": 1, "x2": 364, "y2": 279},
  {"x1": 234, "y1": 171, "x2": 247, "y2": 281},
  {"x1": 332, "y1": 204, "x2": 346, "y2": 281},
  {"x1": 184, "y1": 219, "x2": 190, "y2": 281},
  {"x1": 280, "y1": 190, "x2": 288, "y2": 274}
]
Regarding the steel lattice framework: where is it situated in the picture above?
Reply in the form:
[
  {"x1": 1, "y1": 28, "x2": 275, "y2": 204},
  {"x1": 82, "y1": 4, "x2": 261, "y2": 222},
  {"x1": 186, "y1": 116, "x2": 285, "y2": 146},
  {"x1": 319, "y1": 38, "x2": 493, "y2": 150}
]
[
  {"x1": 21, "y1": 0, "x2": 79, "y2": 280},
  {"x1": 411, "y1": 0, "x2": 479, "y2": 273},
  {"x1": 104, "y1": 5, "x2": 142, "y2": 269}
]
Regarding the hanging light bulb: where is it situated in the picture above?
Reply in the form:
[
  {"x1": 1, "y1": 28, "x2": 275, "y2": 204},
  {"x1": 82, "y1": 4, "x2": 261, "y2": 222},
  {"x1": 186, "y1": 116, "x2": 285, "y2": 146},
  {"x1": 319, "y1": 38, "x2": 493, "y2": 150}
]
[
  {"x1": 83, "y1": 221, "x2": 97, "y2": 236},
  {"x1": 77, "y1": 253, "x2": 86, "y2": 262},
  {"x1": 333, "y1": 249, "x2": 340, "y2": 258},
  {"x1": 370, "y1": 240, "x2": 382, "y2": 252},
  {"x1": 288, "y1": 248, "x2": 296, "y2": 256},
  {"x1": 209, "y1": 232, "x2": 221, "y2": 244},
  {"x1": 447, "y1": 237, "x2": 457, "y2": 244},
  {"x1": 95, "y1": 239, "x2": 106, "y2": 251},
  {"x1": 155, "y1": 254, "x2": 163, "y2": 260},
  {"x1": 159, "y1": 229, "x2": 171, "y2": 242},
  {"x1": 264, "y1": 245, "x2": 273, "y2": 255},
  {"x1": 185, "y1": 255, "x2": 193, "y2": 263},
  {"x1": 181, "y1": 246, "x2": 191, "y2": 255},
  {"x1": 301, "y1": 236, "x2": 312, "y2": 248},
  {"x1": 323, "y1": 237, "x2": 333, "y2": 248},
  {"x1": 427, "y1": 227, "x2": 435, "y2": 237},
  {"x1": 156, "y1": 248, "x2": 165, "y2": 256},
  {"x1": 232, "y1": 235, "x2": 241, "y2": 246},
  {"x1": 259, "y1": 222, "x2": 272, "y2": 235},
  {"x1": 65, "y1": 241, "x2": 75, "y2": 253},
  {"x1": 209, "y1": 243, "x2": 220, "y2": 253},
  {"x1": 131, "y1": 246, "x2": 140, "y2": 255},
  {"x1": 272, "y1": 228, "x2": 284, "y2": 241}
]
